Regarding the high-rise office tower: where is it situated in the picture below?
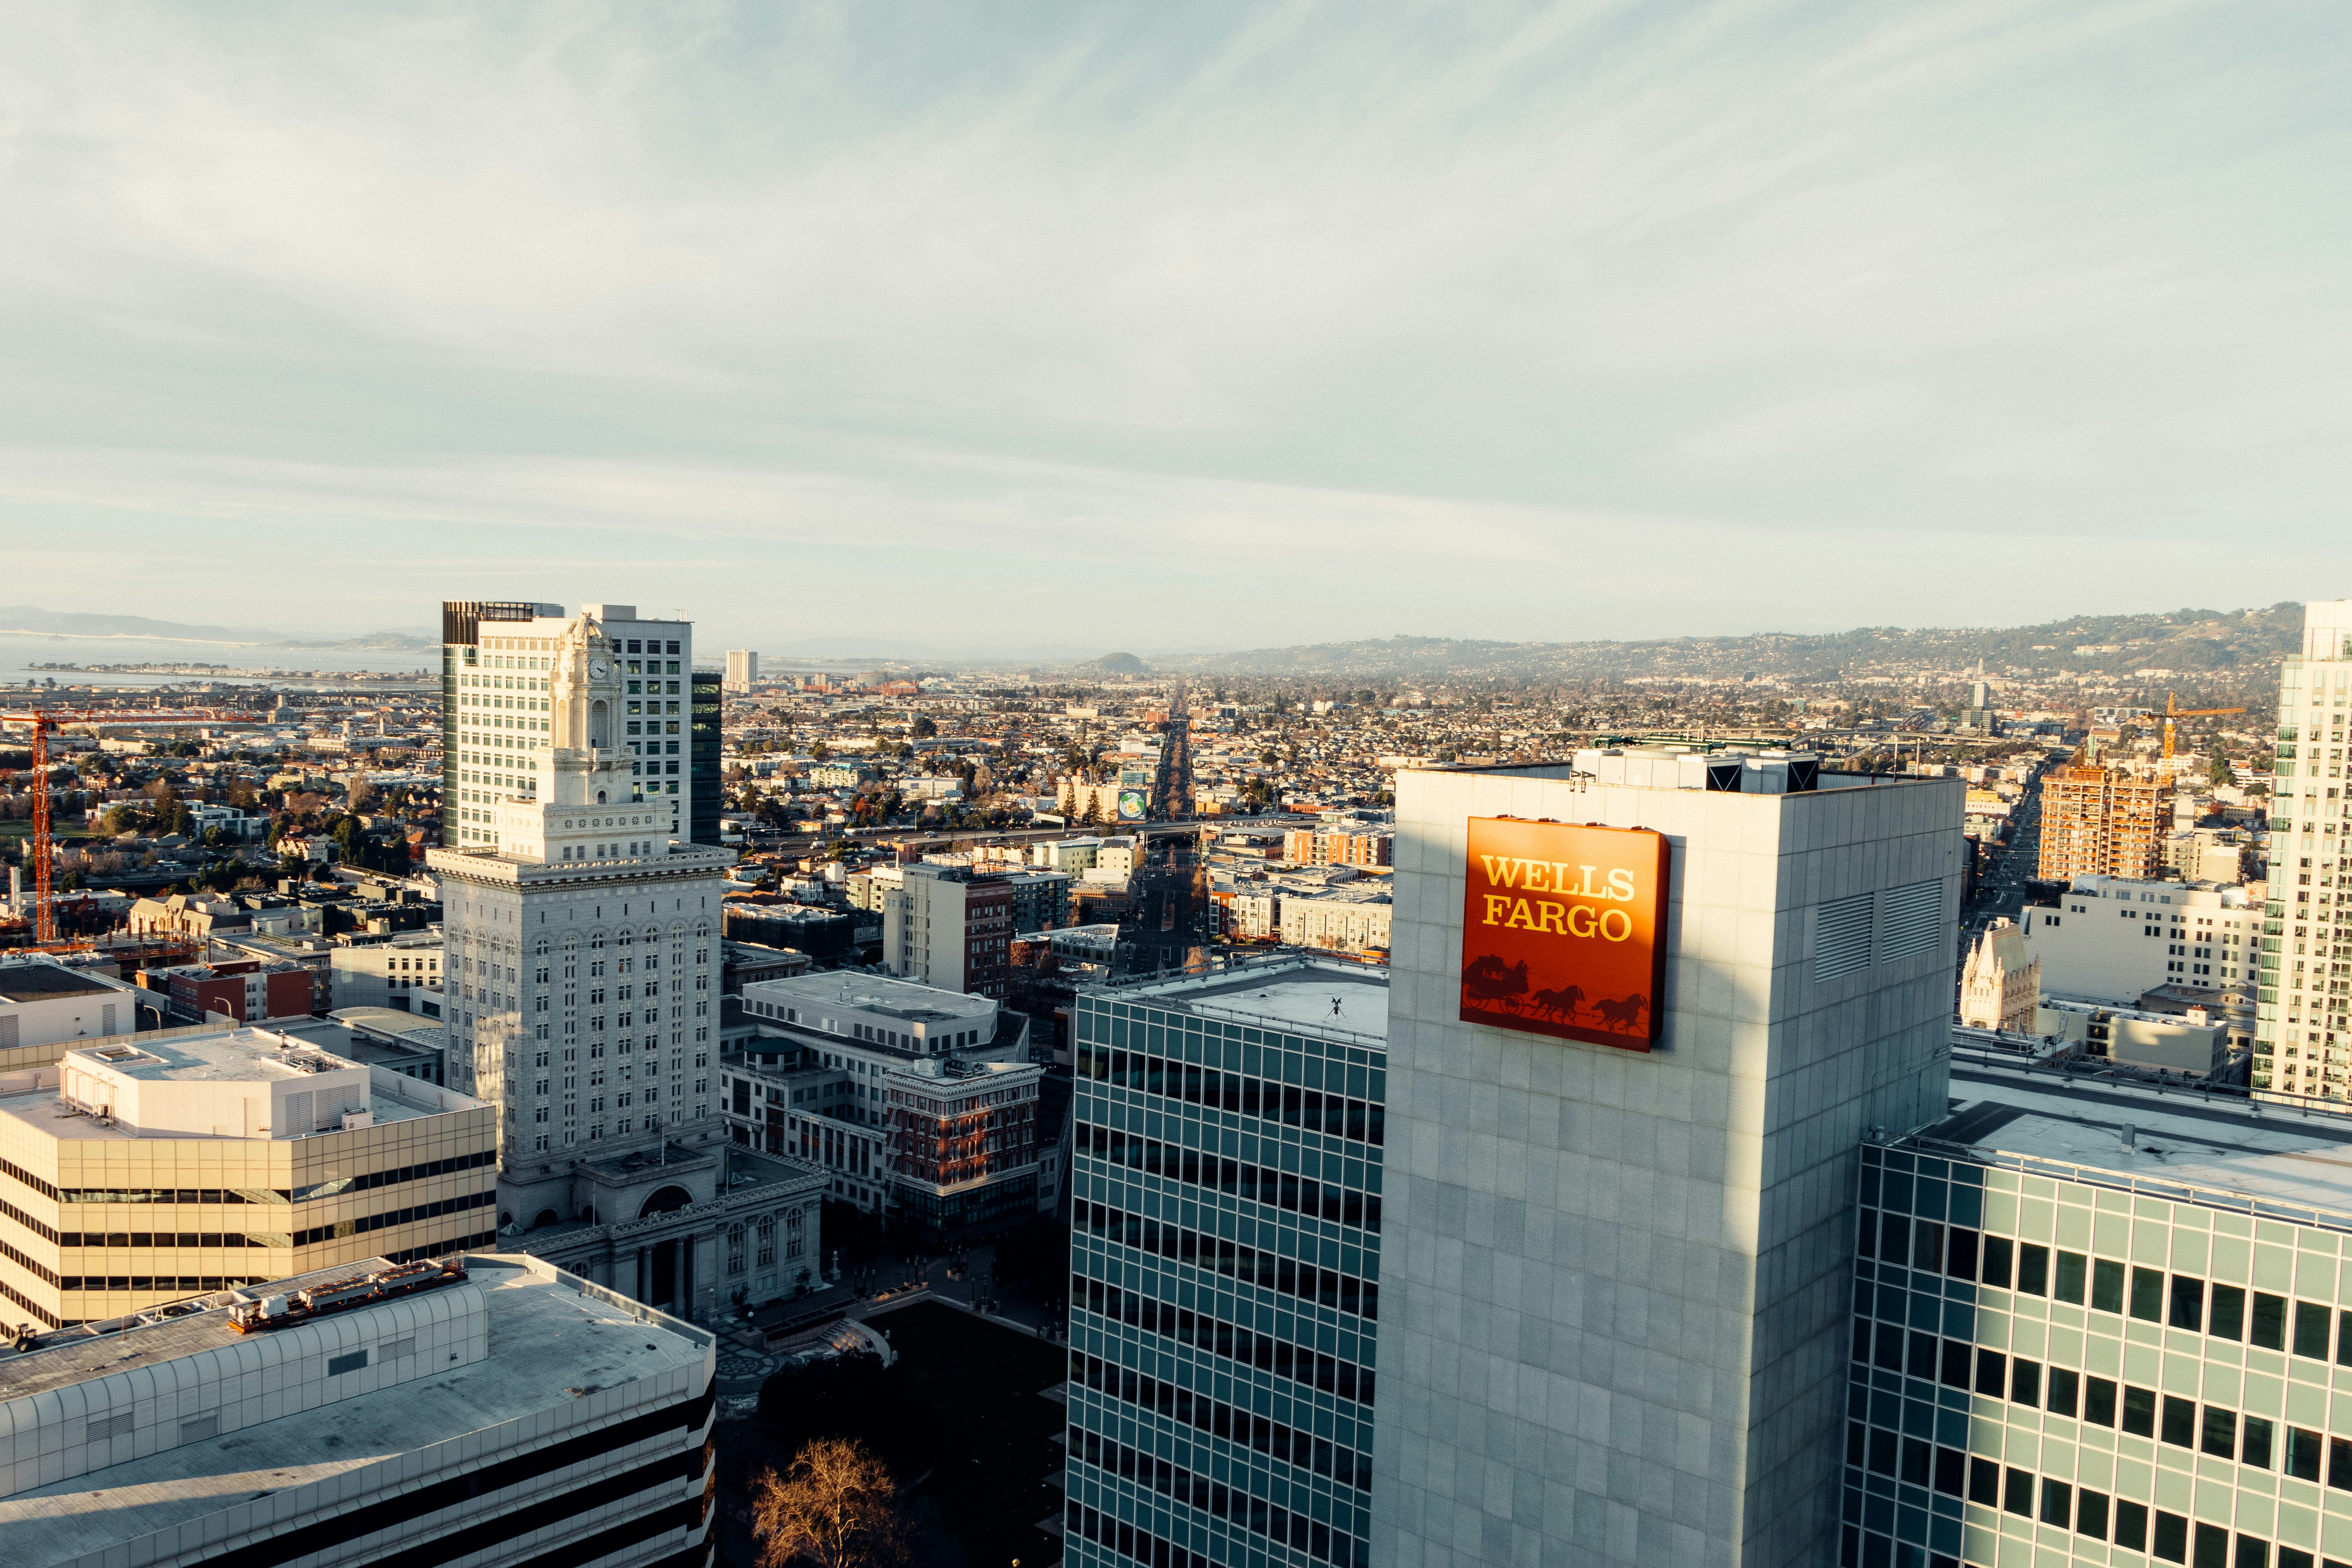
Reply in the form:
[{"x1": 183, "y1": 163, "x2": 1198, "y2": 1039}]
[
  {"x1": 1063, "y1": 956, "x2": 1388, "y2": 1568},
  {"x1": 1373, "y1": 753, "x2": 1963, "y2": 1565},
  {"x1": 426, "y1": 620, "x2": 822, "y2": 1322},
  {"x1": 2253, "y1": 598, "x2": 2352, "y2": 1105},
  {"x1": 441, "y1": 601, "x2": 699, "y2": 851},
  {"x1": 690, "y1": 666, "x2": 722, "y2": 847},
  {"x1": 723, "y1": 648, "x2": 757, "y2": 691},
  {"x1": 2039, "y1": 766, "x2": 2164, "y2": 882}
]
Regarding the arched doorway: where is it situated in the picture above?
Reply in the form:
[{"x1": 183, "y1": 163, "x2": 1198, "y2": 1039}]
[
  {"x1": 639, "y1": 1185, "x2": 693, "y2": 1219},
  {"x1": 532, "y1": 1208, "x2": 560, "y2": 1229}
]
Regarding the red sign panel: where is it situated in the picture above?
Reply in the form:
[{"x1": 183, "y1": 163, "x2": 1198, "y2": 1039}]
[{"x1": 1459, "y1": 817, "x2": 1670, "y2": 1051}]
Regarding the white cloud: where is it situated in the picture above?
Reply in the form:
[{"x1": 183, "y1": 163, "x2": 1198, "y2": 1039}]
[{"x1": 0, "y1": 0, "x2": 2343, "y2": 646}]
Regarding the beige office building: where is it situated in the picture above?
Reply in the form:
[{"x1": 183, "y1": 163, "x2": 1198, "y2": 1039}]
[{"x1": 0, "y1": 1023, "x2": 495, "y2": 1330}]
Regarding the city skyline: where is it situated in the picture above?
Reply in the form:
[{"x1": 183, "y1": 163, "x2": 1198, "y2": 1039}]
[{"x1": 3, "y1": 4, "x2": 2346, "y2": 647}]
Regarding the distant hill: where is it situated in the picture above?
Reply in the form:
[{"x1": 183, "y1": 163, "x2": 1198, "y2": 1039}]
[
  {"x1": 1165, "y1": 604, "x2": 2305, "y2": 686},
  {"x1": 284, "y1": 630, "x2": 438, "y2": 651},
  {"x1": 1085, "y1": 651, "x2": 1148, "y2": 675},
  {"x1": 0, "y1": 605, "x2": 285, "y2": 643},
  {"x1": 0, "y1": 606, "x2": 439, "y2": 652}
]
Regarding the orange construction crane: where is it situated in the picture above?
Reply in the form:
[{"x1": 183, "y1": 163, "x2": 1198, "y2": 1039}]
[
  {"x1": 2161, "y1": 691, "x2": 2245, "y2": 760},
  {"x1": 2, "y1": 707, "x2": 265, "y2": 944}
]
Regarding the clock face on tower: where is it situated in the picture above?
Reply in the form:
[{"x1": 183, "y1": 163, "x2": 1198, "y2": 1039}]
[{"x1": 590, "y1": 659, "x2": 608, "y2": 679}]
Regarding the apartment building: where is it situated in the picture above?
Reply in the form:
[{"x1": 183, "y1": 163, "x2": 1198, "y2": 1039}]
[
  {"x1": 2020, "y1": 877, "x2": 2261, "y2": 1003},
  {"x1": 145, "y1": 959, "x2": 315, "y2": 1024},
  {"x1": 2258, "y1": 598, "x2": 2352, "y2": 1110},
  {"x1": 1283, "y1": 827, "x2": 1396, "y2": 868},
  {"x1": 884, "y1": 863, "x2": 1015, "y2": 998},
  {"x1": 2041, "y1": 767, "x2": 2166, "y2": 882},
  {"x1": 1281, "y1": 888, "x2": 1394, "y2": 956}
]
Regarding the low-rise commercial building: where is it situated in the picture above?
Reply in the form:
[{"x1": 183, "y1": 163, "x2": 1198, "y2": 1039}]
[
  {"x1": 327, "y1": 930, "x2": 443, "y2": 1015},
  {"x1": 0, "y1": 960, "x2": 147, "y2": 1057},
  {"x1": 143, "y1": 958, "x2": 316, "y2": 1024},
  {"x1": 725, "y1": 973, "x2": 1031, "y2": 1232}
]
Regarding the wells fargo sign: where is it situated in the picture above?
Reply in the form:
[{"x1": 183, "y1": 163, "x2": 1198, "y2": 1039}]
[{"x1": 1460, "y1": 817, "x2": 1669, "y2": 1051}]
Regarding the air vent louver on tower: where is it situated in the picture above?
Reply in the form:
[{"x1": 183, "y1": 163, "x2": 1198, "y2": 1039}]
[
  {"x1": 1878, "y1": 879, "x2": 1945, "y2": 962},
  {"x1": 1815, "y1": 893, "x2": 1873, "y2": 980}
]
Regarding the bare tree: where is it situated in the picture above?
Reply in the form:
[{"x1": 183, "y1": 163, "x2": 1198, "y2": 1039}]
[{"x1": 750, "y1": 1437, "x2": 910, "y2": 1568}]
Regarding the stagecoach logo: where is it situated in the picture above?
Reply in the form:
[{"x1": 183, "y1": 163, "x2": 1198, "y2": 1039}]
[{"x1": 1459, "y1": 817, "x2": 1669, "y2": 1052}]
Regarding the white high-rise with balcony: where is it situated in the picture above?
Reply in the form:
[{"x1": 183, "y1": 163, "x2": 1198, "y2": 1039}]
[{"x1": 2254, "y1": 598, "x2": 2352, "y2": 1107}]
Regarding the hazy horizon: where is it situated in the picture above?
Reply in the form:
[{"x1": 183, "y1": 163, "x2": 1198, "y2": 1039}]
[{"x1": 4, "y1": 4, "x2": 2345, "y2": 648}]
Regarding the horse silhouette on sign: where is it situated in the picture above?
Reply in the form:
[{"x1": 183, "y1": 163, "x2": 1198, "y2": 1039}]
[
  {"x1": 1592, "y1": 993, "x2": 1648, "y2": 1033},
  {"x1": 1529, "y1": 985, "x2": 1584, "y2": 1022}
]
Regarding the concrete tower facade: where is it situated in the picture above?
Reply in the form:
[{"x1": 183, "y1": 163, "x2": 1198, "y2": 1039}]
[{"x1": 1373, "y1": 759, "x2": 1964, "y2": 1566}]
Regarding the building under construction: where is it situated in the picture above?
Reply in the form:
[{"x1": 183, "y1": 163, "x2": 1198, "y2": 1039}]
[{"x1": 2039, "y1": 764, "x2": 2164, "y2": 881}]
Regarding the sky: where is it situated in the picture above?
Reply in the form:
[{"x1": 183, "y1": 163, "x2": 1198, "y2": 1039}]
[{"x1": 0, "y1": 1, "x2": 2346, "y2": 658}]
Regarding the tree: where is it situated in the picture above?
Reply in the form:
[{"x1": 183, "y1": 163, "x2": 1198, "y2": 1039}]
[
  {"x1": 908, "y1": 715, "x2": 936, "y2": 739},
  {"x1": 347, "y1": 777, "x2": 378, "y2": 815},
  {"x1": 2207, "y1": 755, "x2": 2234, "y2": 788},
  {"x1": 751, "y1": 1439, "x2": 911, "y2": 1568}
]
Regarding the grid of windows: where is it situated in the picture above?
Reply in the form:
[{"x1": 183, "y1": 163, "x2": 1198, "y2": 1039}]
[
  {"x1": 1846, "y1": 1140, "x2": 2352, "y2": 1568},
  {"x1": 1067, "y1": 982, "x2": 1383, "y2": 1568}
]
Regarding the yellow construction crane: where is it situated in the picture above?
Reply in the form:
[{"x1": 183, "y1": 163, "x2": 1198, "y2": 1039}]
[{"x1": 2161, "y1": 691, "x2": 2245, "y2": 760}]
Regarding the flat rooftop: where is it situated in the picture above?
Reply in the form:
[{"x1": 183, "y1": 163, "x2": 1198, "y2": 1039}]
[
  {"x1": 1121, "y1": 959, "x2": 1390, "y2": 1043},
  {"x1": 1914, "y1": 1058, "x2": 2352, "y2": 1223},
  {"x1": 0, "y1": 965, "x2": 122, "y2": 1003},
  {"x1": 65, "y1": 1031, "x2": 341, "y2": 1085},
  {"x1": 0, "y1": 1255, "x2": 707, "y2": 1567},
  {"x1": 0, "y1": 1027, "x2": 468, "y2": 1141},
  {"x1": 748, "y1": 971, "x2": 996, "y2": 1023}
]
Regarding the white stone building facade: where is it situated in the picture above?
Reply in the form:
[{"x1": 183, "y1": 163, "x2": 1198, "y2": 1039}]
[{"x1": 426, "y1": 625, "x2": 824, "y2": 1323}]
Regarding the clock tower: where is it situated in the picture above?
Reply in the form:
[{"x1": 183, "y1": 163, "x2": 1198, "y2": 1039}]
[{"x1": 549, "y1": 612, "x2": 624, "y2": 754}]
